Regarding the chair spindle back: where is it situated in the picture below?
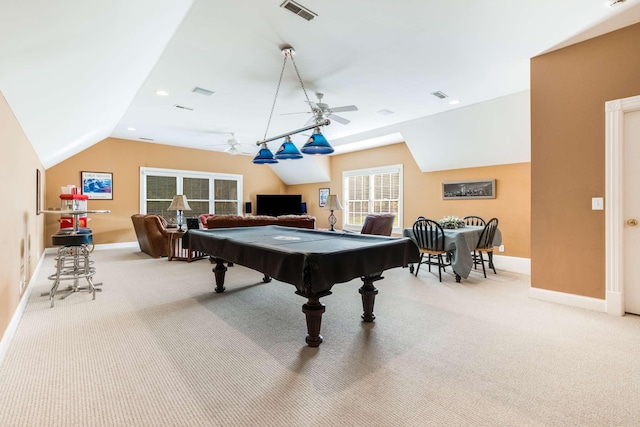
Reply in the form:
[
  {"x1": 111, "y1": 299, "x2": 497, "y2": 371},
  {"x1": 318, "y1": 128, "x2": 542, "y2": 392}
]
[{"x1": 412, "y1": 218, "x2": 445, "y2": 252}]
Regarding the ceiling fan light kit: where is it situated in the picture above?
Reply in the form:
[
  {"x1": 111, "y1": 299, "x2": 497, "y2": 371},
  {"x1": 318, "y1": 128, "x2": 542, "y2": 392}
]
[{"x1": 253, "y1": 45, "x2": 334, "y2": 164}]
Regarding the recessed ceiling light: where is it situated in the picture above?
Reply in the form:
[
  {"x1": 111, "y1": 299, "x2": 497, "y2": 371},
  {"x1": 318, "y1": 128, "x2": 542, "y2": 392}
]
[
  {"x1": 449, "y1": 99, "x2": 461, "y2": 105},
  {"x1": 156, "y1": 90, "x2": 169, "y2": 96},
  {"x1": 127, "y1": 127, "x2": 136, "y2": 131}
]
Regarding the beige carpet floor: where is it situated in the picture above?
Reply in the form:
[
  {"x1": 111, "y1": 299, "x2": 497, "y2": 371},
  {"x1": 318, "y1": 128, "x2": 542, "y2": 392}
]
[{"x1": 1, "y1": 247, "x2": 639, "y2": 426}]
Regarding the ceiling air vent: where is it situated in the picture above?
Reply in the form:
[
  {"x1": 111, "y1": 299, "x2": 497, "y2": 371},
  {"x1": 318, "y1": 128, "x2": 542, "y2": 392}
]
[
  {"x1": 173, "y1": 104, "x2": 194, "y2": 111},
  {"x1": 139, "y1": 137, "x2": 154, "y2": 141},
  {"x1": 431, "y1": 91, "x2": 448, "y2": 99},
  {"x1": 192, "y1": 86, "x2": 214, "y2": 96},
  {"x1": 280, "y1": 0, "x2": 317, "y2": 21}
]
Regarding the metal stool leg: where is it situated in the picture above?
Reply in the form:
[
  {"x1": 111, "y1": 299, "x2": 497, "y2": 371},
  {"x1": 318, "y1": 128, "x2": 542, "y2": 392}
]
[{"x1": 45, "y1": 236, "x2": 101, "y2": 306}]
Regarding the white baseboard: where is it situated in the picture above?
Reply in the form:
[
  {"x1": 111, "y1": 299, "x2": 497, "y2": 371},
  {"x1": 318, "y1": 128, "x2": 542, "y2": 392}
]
[
  {"x1": 0, "y1": 251, "x2": 47, "y2": 367},
  {"x1": 606, "y1": 290, "x2": 624, "y2": 316},
  {"x1": 492, "y1": 255, "x2": 530, "y2": 275},
  {"x1": 529, "y1": 287, "x2": 606, "y2": 312},
  {"x1": 93, "y1": 241, "x2": 139, "y2": 251}
]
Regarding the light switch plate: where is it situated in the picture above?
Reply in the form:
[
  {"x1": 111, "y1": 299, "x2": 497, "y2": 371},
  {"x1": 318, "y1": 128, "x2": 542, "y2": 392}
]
[{"x1": 592, "y1": 197, "x2": 604, "y2": 210}]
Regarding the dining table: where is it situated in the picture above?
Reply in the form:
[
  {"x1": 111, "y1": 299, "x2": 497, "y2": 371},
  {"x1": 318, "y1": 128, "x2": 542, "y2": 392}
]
[{"x1": 402, "y1": 225, "x2": 502, "y2": 282}]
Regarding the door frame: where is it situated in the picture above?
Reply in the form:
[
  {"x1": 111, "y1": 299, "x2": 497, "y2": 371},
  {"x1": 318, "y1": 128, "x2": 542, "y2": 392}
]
[{"x1": 605, "y1": 94, "x2": 640, "y2": 315}]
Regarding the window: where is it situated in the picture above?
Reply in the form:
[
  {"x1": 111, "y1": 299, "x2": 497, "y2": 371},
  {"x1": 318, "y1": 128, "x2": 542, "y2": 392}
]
[
  {"x1": 342, "y1": 164, "x2": 402, "y2": 232},
  {"x1": 140, "y1": 167, "x2": 243, "y2": 222}
]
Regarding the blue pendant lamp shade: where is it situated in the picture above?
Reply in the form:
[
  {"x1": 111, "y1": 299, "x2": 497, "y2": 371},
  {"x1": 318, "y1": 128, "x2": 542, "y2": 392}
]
[
  {"x1": 275, "y1": 136, "x2": 303, "y2": 160},
  {"x1": 300, "y1": 127, "x2": 334, "y2": 155},
  {"x1": 252, "y1": 144, "x2": 278, "y2": 164}
]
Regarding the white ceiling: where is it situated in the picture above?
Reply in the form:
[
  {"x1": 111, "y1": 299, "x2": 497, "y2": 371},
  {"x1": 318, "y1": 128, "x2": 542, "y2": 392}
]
[{"x1": 2, "y1": 0, "x2": 640, "y2": 184}]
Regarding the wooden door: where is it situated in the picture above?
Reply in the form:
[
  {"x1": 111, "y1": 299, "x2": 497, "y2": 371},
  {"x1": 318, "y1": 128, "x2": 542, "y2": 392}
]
[{"x1": 623, "y1": 110, "x2": 640, "y2": 314}]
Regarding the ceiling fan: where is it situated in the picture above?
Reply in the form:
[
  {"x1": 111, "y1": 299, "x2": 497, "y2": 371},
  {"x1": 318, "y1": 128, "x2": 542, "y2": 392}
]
[
  {"x1": 282, "y1": 92, "x2": 358, "y2": 125},
  {"x1": 206, "y1": 132, "x2": 254, "y2": 155}
]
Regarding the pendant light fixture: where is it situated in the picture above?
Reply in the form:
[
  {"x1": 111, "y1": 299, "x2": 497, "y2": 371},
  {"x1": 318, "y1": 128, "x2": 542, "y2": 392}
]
[
  {"x1": 301, "y1": 127, "x2": 334, "y2": 155},
  {"x1": 252, "y1": 143, "x2": 279, "y2": 164},
  {"x1": 275, "y1": 136, "x2": 303, "y2": 160},
  {"x1": 253, "y1": 45, "x2": 333, "y2": 164}
]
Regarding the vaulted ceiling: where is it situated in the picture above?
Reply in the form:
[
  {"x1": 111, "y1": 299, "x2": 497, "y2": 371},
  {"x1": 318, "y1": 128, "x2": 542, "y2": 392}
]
[{"x1": 2, "y1": 0, "x2": 639, "y2": 184}]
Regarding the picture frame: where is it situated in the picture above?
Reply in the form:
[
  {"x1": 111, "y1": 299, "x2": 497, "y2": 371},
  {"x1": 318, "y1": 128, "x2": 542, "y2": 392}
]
[
  {"x1": 442, "y1": 179, "x2": 496, "y2": 200},
  {"x1": 81, "y1": 171, "x2": 113, "y2": 200},
  {"x1": 36, "y1": 169, "x2": 42, "y2": 214},
  {"x1": 319, "y1": 188, "x2": 330, "y2": 207}
]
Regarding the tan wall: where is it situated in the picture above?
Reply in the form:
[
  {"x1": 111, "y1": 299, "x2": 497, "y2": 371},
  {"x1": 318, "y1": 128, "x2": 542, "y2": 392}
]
[
  {"x1": 289, "y1": 143, "x2": 530, "y2": 258},
  {"x1": 45, "y1": 137, "x2": 286, "y2": 246},
  {"x1": 531, "y1": 22, "x2": 640, "y2": 298},
  {"x1": 0, "y1": 92, "x2": 45, "y2": 339}
]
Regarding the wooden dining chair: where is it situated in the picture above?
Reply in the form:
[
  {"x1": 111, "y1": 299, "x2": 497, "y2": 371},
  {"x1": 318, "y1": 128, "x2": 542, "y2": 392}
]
[
  {"x1": 474, "y1": 217, "x2": 499, "y2": 277},
  {"x1": 463, "y1": 216, "x2": 485, "y2": 268},
  {"x1": 412, "y1": 218, "x2": 448, "y2": 282},
  {"x1": 463, "y1": 215, "x2": 486, "y2": 227}
]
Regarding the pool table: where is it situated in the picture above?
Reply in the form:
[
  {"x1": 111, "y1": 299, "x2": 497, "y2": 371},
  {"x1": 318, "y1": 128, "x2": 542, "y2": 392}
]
[{"x1": 185, "y1": 226, "x2": 420, "y2": 347}]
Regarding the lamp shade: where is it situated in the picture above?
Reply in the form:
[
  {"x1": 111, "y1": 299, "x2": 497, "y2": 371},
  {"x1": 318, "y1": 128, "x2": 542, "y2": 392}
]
[
  {"x1": 253, "y1": 146, "x2": 278, "y2": 164},
  {"x1": 323, "y1": 194, "x2": 344, "y2": 211},
  {"x1": 275, "y1": 136, "x2": 303, "y2": 160},
  {"x1": 300, "y1": 128, "x2": 334, "y2": 155},
  {"x1": 168, "y1": 195, "x2": 191, "y2": 211}
]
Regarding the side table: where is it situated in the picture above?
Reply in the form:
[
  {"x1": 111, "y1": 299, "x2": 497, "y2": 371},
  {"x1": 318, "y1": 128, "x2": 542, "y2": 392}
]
[{"x1": 167, "y1": 230, "x2": 206, "y2": 262}]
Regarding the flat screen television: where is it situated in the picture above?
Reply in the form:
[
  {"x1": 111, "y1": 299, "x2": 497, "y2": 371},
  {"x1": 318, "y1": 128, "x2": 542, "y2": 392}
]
[{"x1": 256, "y1": 194, "x2": 303, "y2": 216}]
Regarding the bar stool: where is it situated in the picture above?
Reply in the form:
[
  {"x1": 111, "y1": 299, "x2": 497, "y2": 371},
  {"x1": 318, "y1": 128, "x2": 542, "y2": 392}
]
[{"x1": 44, "y1": 228, "x2": 101, "y2": 307}]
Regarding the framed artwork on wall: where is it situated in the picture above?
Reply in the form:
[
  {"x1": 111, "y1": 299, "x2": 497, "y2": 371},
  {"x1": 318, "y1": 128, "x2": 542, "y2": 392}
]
[
  {"x1": 81, "y1": 171, "x2": 113, "y2": 200},
  {"x1": 319, "y1": 188, "x2": 330, "y2": 207},
  {"x1": 442, "y1": 179, "x2": 496, "y2": 200},
  {"x1": 36, "y1": 169, "x2": 42, "y2": 214}
]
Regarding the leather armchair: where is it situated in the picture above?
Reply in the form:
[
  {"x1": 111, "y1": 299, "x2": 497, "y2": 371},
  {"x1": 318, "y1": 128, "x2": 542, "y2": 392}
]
[
  {"x1": 360, "y1": 213, "x2": 396, "y2": 236},
  {"x1": 131, "y1": 214, "x2": 172, "y2": 258}
]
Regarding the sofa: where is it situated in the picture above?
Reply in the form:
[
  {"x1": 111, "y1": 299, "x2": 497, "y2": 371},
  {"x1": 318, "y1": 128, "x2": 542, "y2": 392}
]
[
  {"x1": 131, "y1": 214, "x2": 173, "y2": 258},
  {"x1": 205, "y1": 214, "x2": 315, "y2": 229}
]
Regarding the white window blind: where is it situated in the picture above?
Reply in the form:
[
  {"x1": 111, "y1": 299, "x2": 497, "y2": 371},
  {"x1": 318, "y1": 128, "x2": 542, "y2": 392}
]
[
  {"x1": 342, "y1": 164, "x2": 402, "y2": 232},
  {"x1": 140, "y1": 167, "x2": 243, "y2": 222}
]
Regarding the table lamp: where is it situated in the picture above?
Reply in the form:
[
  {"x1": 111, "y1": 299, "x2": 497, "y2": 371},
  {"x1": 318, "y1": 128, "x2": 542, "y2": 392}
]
[
  {"x1": 323, "y1": 194, "x2": 343, "y2": 231},
  {"x1": 168, "y1": 195, "x2": 191, "y2": 232}
]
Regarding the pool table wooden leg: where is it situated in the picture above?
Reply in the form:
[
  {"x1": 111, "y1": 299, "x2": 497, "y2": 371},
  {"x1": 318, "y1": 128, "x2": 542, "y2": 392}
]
[
  {"x1": 359, "y1": 274, "x2": 382, "y2": 322},
  {"x1": 212, "y1": 258, "x2": 227, "y2": 293},
  {"x1": 302, "y1": 296, "x2": 325, "y2": 347}
]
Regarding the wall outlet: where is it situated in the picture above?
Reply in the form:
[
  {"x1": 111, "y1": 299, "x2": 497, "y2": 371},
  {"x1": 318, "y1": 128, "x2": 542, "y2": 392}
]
[
  {"x1": 498, "y1": 245, "x2": 505, "y2": 252},
  {"x1": 592, "y1": 197, "x2": 604, "y2": 210}
]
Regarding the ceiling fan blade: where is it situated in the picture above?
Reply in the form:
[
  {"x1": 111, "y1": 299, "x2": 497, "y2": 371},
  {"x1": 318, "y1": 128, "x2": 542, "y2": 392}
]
[
  {"x1": 224, "y1": 146, "x2": 238, "y2": 155},
  {"x1": 304, "y1": 116, "x2": 318, "y2": 126},
  {"x1": 328, "y1": 114, "x2": 351, "y2": 125},
  {"x1": 280, "y1": 111, "x2": 311, "y2": 116},
  {"x1": 330, "y1": 105, "x2": 358, "y2": 113}
]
